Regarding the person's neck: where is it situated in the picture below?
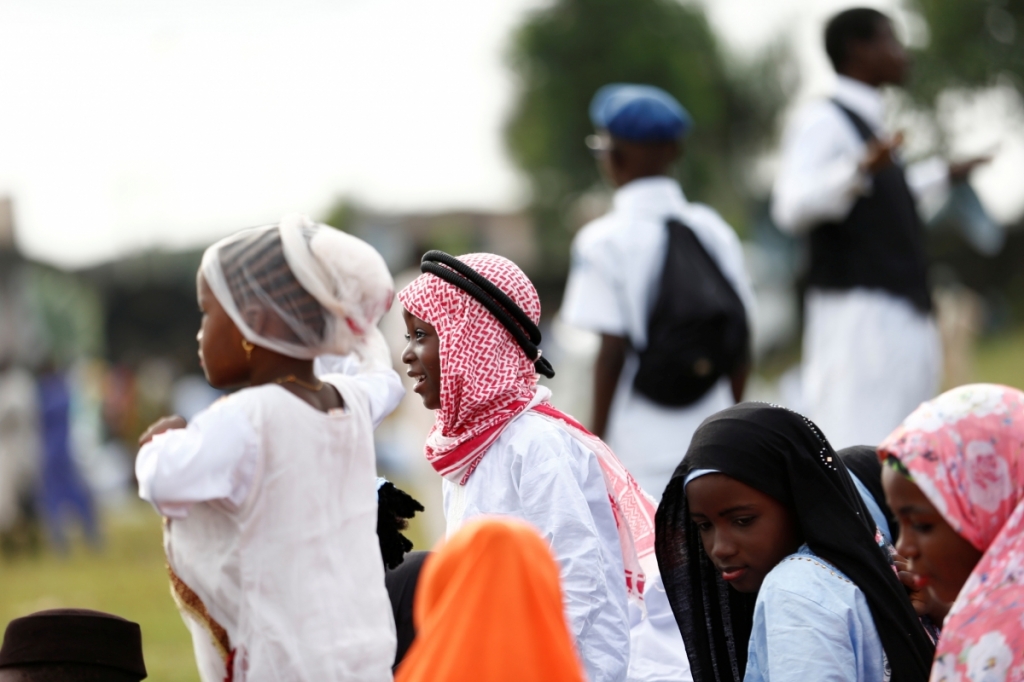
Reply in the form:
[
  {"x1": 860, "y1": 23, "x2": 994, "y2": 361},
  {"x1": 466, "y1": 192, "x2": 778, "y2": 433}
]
[
  {"x1": 248, "y1": 354, "x2": 340, "y2": 411},
  {"x1": 615, "y1": 170, "x2": 672, "y2": 189},
  {"x1": 838, "y1": 68, "x2": 882, "y2": 89},
  {"x1": 248, "y1": 356, "x2": 318, "y2": 388}
]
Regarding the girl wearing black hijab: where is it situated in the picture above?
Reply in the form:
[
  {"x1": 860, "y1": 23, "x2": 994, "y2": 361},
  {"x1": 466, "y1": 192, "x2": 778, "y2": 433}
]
[
  {"x1": 655, "y1": 403, "x2": 934, "y2": 682},
  {"x1": 838, "y1": 445, "x2": 900, "y2": 545}
]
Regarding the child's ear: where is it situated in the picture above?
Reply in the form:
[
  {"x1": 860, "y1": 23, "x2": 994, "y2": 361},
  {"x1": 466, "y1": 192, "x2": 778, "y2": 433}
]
[{"x1": 242, "y1": 305, "x2": 267, "y2": 335}]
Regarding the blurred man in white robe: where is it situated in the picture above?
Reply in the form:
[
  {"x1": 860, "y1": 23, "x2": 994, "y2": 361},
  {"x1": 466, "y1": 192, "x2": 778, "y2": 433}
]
[{"x1": 771, "y1": 8, "x2": 987, "y2": 448}]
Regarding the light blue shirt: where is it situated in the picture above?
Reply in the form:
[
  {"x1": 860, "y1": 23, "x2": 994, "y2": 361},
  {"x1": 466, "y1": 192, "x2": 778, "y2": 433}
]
[{"x1": 745, "y1": 544, "x2": 889, "y2": 682}]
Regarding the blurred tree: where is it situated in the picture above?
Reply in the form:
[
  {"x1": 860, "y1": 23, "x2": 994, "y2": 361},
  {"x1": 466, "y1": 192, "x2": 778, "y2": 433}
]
[
  {"x1": 505, "y1": 0, "x2": 792, "y2": 277},
  {"x1": 908, "y1": 0, "x2": 1024, "y2": 102},
  {"x1": 904, "y1": 2, "x2": 1024, "y2": 326},
  {"x1": 322, "y1": 197, "x2": 359, "y2": 233}
]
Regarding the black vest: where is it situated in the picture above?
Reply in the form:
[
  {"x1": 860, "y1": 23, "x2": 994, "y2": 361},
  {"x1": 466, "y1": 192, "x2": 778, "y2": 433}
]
[{"x1": 807, "y1": 101, "x2": 932, "y2": 313}]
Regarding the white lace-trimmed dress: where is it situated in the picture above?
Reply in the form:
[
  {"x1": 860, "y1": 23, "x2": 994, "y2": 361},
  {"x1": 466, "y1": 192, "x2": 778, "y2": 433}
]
[{"x1": 137, "y1": 369, "x2": 402, "y2": 682}]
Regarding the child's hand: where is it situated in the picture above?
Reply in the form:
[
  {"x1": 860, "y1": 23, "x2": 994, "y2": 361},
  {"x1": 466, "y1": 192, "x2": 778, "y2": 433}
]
[
  {"x1": 893, "y1": 552, "x2": 950, "y2": 623},
  {"x1": 893, "y1": 555, "x2": 928, "y2": 615},
  {"x1": 139, "y1": 416, "x2": 187, "y2": 447}
]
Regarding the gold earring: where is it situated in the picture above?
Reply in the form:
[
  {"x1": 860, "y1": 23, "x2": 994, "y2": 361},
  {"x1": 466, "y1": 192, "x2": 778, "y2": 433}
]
[{"x1": 241, "y1": 339, "x2": 255, "y2": 361}]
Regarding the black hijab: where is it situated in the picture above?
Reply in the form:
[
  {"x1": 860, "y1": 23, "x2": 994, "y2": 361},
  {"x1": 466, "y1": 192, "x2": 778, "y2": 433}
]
[
  {"x1": 839, "y1": 445, "x2": 901, "y2": 543},
  {"x1": 655, "y1": 403, "x2": 933, "y2": 682},
  {"x1": 386, "y1": 550, "x2": 430, "y2": 670}
]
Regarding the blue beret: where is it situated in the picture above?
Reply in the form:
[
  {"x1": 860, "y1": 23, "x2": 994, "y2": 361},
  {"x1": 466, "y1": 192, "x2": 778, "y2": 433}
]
[{"x1": 589, "y1": 84, "x2": 693, "y2": 142}]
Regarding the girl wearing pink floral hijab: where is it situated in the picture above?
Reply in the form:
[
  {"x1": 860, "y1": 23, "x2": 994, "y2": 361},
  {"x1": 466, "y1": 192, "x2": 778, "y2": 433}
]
[{"x1": 879, "y1": 383, "x2": 1024, "y2": 681}]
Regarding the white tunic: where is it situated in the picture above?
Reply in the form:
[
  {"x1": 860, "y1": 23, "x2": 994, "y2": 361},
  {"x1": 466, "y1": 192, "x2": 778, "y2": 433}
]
[
  {"x1": 561, "y1": 177, "x2": 755, "y2": 498},
  {"x1": 443, "y1": 405, "x2": 630, "y2": 682},
  {"x1": 626, "y1": 572, "x2": 693, "y2": 682},
  {"x1": 771, "y1": 76, "x2": 943, "y2": 448},
  {"x1": 137, "y1": 367, "x2": 403, "y2": 682}
]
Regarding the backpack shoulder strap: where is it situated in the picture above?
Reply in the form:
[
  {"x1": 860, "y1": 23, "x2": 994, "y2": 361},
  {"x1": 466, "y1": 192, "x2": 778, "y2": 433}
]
[
  {"x1": 664, "y1": 217, "x2": 729, "y2": 291},
  {"x1": 830, "y1": 98, "x2": 877, "y2": 143}
]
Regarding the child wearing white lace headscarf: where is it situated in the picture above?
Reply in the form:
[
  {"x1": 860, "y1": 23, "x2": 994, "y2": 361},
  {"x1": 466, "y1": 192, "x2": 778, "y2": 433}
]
[{"x1": 136, "y1": 215, "x2": 401, "y2": 682}]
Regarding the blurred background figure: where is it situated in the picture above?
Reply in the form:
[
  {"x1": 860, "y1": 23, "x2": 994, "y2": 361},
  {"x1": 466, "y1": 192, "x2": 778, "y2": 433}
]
[
  {"x1": 36, "y1": 363, "x2": 100, "y2": 553},
  {"x1": 0, "y1": 359, "x2": 42, "y2": 558},
  {"x1": 771, "y1": 7, "x2": 990, "y2": 449},
  {"x1": 170, "y1": 374, "x2": 222, "y2": 422},
  {"x1": 562, "y1": 84, "x2": 754, "y2": 499}
]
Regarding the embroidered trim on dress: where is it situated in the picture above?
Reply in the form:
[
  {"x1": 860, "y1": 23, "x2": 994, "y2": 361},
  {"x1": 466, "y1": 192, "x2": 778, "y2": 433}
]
[
  {"x1": 783, "y1": 555, "x2": 853, "y2": 585},
  {"x1": 167, "y1": 563, "x2": 234, "y2": 671}
]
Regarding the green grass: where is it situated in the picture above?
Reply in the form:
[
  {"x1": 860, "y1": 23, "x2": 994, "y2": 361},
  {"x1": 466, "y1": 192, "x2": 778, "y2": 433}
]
[
  {"x1": 1, "y1": 505, "x2": 199, "y2": 681},
  {"x1": 974, "y1": 326, "x2": 1024, "y2": 390},
  {"x1": 1, "y1": 326, "x2": 1021, "y2": 681}
]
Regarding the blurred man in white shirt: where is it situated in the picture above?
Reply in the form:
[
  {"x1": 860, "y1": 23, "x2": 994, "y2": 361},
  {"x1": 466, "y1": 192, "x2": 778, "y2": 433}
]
[
  {"x1": 562, "y1": 84, "x2": 754, "y2": 500},
  {"x1": 771, "y1": 8, "x2": 986, "y2": 448}
]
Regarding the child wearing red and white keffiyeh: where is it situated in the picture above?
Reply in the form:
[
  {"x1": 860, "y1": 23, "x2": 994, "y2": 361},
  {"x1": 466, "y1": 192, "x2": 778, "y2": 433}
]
[{"x1": 399, "y1": 252, "x2": 663, "y2": 682}]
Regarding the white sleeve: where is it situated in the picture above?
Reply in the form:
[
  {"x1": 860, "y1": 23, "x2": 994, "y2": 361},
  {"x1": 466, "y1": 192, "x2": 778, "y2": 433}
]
[
  {"x1": 319, "y1": 362, "x2": 404, "y2": 430},
  {"x1": 313, "y1": 354, "x2": 361, "y2": 376},
  {"x1": 561, "y1": 230, "x2": 630, "y2": 337},
  {"x1": 317, "y1": 329, "x2": 405, "y2": 428},
  {"x1": 905, "y1": 156, "x2": 950, "y2": 213},
  {"x1": 518, "y1": 443, "x2": 630, "y2": 682},
  {"x1": 627, "y1": 572, "x2": 694, "y2": 682},
  {"x1": 325, "y1": 369, "x2": 404, "y2": 429},
  {"x1": 771, "y1": 110, "x2": 871, "y2": 235},
  {"x1": 136, "y1": 399, "x2": 259, "y2": 519}
]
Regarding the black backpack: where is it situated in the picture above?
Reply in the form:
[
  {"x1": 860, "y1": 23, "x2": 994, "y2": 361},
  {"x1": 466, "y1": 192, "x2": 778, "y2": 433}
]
[{"x1": 633, "y1": 218, "x2": 749, "y2": 407}]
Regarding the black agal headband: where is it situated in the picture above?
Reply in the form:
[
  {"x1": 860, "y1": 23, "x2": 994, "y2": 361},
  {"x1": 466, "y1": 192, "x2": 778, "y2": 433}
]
[{"x1": 420, "y1": 251, "x2": 556, "y2": 379}]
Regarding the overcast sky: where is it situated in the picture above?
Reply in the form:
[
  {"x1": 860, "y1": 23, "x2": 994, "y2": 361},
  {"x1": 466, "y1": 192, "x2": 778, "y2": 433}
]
[{"x1": 1, "y1": 0, "x2": 1020, "y2": 267}]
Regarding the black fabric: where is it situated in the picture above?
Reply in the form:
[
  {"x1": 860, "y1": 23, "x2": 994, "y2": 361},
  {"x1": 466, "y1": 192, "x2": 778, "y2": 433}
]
[
  {"x1": 0, "y1": 609, "x2": 146, "y2": 678},
  {"x1": 377, "y1": 481, "x2": 425, "y2": 570},
  {"x1": 807, "y1": 101, "x2": 932, "y2": 313},
  {"x1": 419, "y1": 251, "x2": 555, "y2": 378},
  {"x1": 386, "y1": 550, "x2": 430, "y2": 670},
  {"x1": 633, "y1": 219, "x2": 748, "y2": 407},
  {"x1": 4, "y1": 662, "x2": 144, "y2": 681},
  {"x1": 655, "y1": 403, "x2": 934, "y2": 682},
  {"x1": 839, "y1": 445, "x2": 901, "y2": 544}
]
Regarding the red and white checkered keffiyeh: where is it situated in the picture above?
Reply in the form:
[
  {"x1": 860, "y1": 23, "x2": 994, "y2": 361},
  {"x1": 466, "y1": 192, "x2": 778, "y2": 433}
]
[{"x1": 397, "y1": 253, "x2": 657, "y2": 600}]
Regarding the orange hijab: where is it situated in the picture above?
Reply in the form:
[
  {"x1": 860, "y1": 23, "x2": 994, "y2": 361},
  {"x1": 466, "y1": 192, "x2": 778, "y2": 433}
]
[{"x1": 394, "y1": 518, "x2": 586, "y2": 682}]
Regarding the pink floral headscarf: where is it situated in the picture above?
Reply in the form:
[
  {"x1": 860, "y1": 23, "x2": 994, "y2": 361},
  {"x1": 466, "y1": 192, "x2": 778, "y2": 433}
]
[{"x1": 879, "y1": 384, "x2": 1024, "y2": 682}]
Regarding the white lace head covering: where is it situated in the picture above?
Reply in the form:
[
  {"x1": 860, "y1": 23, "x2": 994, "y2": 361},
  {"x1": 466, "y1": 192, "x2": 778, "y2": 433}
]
[{"x1": 199, "y1": 214, "x2": 394, "y2": 361}]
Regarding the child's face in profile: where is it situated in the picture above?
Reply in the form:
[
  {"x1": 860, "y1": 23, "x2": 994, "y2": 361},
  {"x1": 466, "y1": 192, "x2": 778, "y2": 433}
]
[
  {"x1": 882, "y1": 465, "x2": 983, "y2": 605},
  {"x1": 687, "y1": 473, "x2": 802, "y2": 593},
  {"x1": 400, "y1": 309, "x2": 442, "y2": 410},
  {"x1": 196, "y1": 273, "x2": 249, "y2": 388}
]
